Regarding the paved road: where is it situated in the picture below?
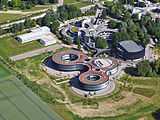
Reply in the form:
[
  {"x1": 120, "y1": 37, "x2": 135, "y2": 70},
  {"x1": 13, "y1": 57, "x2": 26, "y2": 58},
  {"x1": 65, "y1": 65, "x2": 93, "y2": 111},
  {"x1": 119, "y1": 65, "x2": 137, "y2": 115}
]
[{"x1": 10, "y1": 44, "x2": 62, "y2": 61}]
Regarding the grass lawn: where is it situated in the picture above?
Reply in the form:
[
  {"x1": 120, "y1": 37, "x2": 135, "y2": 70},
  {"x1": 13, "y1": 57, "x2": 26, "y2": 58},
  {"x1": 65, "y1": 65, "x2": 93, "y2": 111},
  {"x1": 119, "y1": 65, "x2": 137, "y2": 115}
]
[
  {"x1": 0, "y1": 36, "x2": 43, "y2": 58},
  {"x1": 15, "y1": 53, "x2": 65, "y2": 100},
  {"x1": 60, "y1": 83, "x2": 83, "y2": 103},
  {"x1": 15, "y1": 52, "x2": 51, "y2": 79},
  {"x1": 0, "y1": 63, "x2": 11, "y2": 78},
  {"x1": 52, "y1": 103, "x2": 76, "y2": 120},
  {"x1": 131, "y1": 77, "x2": 158, "y2": 86},
  {"x1": 133, "y1": 87, "x2": 155, "y2": 98},
  {"x1": 64, "y1": 0, "x2": 92, "y2": 8},
  {"x1": 64, "y1": 0, "x2": 79, "y2": 4},
  {"x1": 73, "y1": 2, "x2": 93, "y2": 8},
  {"x1": 0, "y1": 13, "x2": 24, "y2": 24}
]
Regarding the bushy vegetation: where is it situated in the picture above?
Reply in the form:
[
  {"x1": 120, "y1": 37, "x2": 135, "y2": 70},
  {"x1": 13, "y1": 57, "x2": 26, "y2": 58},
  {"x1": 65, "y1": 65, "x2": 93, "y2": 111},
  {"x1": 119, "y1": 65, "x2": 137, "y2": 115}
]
[
  {"x1": 95, "y1": 37, "x2": 108, "y2": 49},
  {"x1": 57, "y1": 5, "x2": 81, "y2": 21},
  {"x1": 125, "y1": 59, "x2": 160, "y2": 77},
  {"x1": 16, "y1": 73, "x2": 56, "y2": 103}
]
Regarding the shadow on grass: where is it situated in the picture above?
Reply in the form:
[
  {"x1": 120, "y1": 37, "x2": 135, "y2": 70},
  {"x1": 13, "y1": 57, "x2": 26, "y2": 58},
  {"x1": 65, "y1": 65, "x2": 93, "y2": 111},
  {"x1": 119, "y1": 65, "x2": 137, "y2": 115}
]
[
  {"x1": 124, "y1": 67, "x2": 139, "y2": 76},
  {"x1": 152, "y1": 109, "x2": 160, "y2": 120}
]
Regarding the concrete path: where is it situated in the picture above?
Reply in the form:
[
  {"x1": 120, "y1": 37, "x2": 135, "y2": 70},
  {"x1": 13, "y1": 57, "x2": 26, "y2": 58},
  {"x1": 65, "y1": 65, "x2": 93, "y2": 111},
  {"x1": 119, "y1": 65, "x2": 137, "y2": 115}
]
[{"x1": 10, "y1": 44, "x2": 62, "y2": 61}]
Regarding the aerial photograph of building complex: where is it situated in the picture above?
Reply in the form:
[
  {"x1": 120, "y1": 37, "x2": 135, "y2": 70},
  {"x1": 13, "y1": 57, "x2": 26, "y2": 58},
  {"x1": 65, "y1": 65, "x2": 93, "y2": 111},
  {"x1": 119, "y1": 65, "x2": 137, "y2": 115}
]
[{"x1": 0, "y1": 0, "x2": 160, "y2": 120}]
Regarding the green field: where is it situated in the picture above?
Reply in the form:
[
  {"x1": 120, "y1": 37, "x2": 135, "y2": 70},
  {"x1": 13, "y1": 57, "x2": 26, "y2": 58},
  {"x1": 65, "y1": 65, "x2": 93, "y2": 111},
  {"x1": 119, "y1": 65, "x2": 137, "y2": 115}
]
[
  {"x1": 22, "y1": 6, "x2": 49, "y2": 12},
  {"x1": 64, "y1": 0, "x2": 79, "y2": 4},
  {"x1": 64, "y1": 0, "x2": 92, "y2": 8},
  {"x1": 0, "y1": 64, "x2": 11, "y2": 78},
  {"x1": 0, "y1": 62, "x2": 63, "y2": 120},
  {"x1": 0, "y1": 13, "x2": 25, "y2": 24},
  {"x1": 73, "y1": 2, "x2": 92, "y2": 8},
  {"x1": 0, "y1": 36, "x2": 42, "y2": 58},
  {"x1": 133, "y1": 87, "x2": 155, "y2": 98}
]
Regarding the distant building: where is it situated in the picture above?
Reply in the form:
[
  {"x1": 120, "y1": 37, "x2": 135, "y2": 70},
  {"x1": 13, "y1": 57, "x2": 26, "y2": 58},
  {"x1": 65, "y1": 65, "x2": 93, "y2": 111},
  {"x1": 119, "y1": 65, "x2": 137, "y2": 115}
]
[
  {"x1": 82, "y1": 0, "x2": 99, "y2": 3},
  {"x1": 116, "y1": 40, "x2": 145, "y2": 60},
  {"x1": 58, "y1": 0, "x2": 64, "y2": 6},
  {"x1": 16, "y1": 26, "x2": 56, "y2": 46}
]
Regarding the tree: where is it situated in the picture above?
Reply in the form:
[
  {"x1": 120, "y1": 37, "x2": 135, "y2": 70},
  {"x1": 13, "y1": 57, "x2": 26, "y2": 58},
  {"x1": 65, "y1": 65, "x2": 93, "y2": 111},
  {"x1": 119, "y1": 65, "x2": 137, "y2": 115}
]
[
  {"x1": 65, "y1": 37, "x2": 72, "y2": 45},
  {"x1": 57, "y1": 5, "x2": 81, "y2": 21},
  {"x1": 95, "y1": 37, "x2": 108, "y2": 49},
  {"x1": 108, "y1": 20, "x2": 119, "y2": 29},
  {"x1": 112, "y1": 31, "x2": 130, "y2": 47},
  {"x1": 154, "y1": 59, "x2": 160, "y2": 74},
  {"x1": 76, "y1": 37, "x2": 81, "y2": 50},
  {"x1": 50, "y1": 20, "x2": 60, "y2": 33},
  {"x1": 119, "y1": 74, "x2": 132, "y2": 89},
  {"x1": 12, "y1": 0, "x2": 22, "y2": 7},
  {"x1": 24, "y1": 18, "x2": 36, "y2": 28},
  {"x1": 137, "y1": 60, "x2": 153, "y2": 77},
  {"x1": 1, "y1": 0, "x2": 8, "y2": 10}
]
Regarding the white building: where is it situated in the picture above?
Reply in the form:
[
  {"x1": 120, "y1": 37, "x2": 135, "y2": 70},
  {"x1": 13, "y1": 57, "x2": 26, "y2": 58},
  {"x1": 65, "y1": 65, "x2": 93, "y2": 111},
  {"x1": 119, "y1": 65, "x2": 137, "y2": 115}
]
[
  {"x1": 16, "y1": 26, "x2": 57, "y2": 46},
  {"x1": 58, "y1": 0, "x2": 64, "y2": 6}
]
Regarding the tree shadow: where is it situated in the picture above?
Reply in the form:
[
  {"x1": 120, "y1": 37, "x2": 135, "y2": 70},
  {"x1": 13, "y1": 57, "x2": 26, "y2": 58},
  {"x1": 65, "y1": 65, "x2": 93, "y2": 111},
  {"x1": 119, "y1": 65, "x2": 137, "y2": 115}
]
[
  {"x1": 152, "y1": 109, "x2": 160, "y2": 120},
  {"x1": 124, "y1": 67, "x2": 139, "y2": 76}
]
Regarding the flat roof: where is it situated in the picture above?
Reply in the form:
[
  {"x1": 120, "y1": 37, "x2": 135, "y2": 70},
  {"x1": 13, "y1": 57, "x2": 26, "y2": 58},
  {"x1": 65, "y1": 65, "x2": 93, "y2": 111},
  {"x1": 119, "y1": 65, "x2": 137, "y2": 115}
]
[{"x1": 118, "y1": 40, "x2": 144, "y2": 53}]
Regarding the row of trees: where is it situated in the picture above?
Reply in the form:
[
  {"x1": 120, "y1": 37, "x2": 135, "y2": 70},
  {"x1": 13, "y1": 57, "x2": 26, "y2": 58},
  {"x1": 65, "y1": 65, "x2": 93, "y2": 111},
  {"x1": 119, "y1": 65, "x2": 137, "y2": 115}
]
[
  {"x1": 104, "y1": 1, "x2": 125, "y2": 19},
  {"x1": 0, "y1": 18, "x2": 36, "y2": 35},
  {"x1": 0, "y1": 4, "x2": 83, "y2": 36},
  {"x1": 0, "y1": 0, "x2": 56, "y2": 10},
  {"x1": 127, "y1": 60, "x2": 160, "y2": 77},
  {"x1": 38, "y1": 5, "x2": 82, "y2": 32},
  {"x1": 57, "y1": 5, "x2": 82, "y2": 21},
  {"x1": 95, "y1": 37, "x2": 108, "y2": 49},
  {"x1": 37, "y1": 11, "x2": 60, "y2": 33},
  {"x1": 112, "y1": 18, "x2": 150, "y2": 47},
  {"x1": 141, "y1": 14, "x2": 160, "y2": 40}
]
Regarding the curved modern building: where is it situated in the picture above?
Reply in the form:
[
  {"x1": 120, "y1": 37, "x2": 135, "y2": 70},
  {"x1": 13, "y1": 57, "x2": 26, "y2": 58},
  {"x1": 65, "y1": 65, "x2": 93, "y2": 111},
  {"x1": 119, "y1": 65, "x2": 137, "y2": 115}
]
[
  {"x1": 50, "y1": 50, "x2": 88, "y2": 71},
  {"x1": 79, "y1": 70, "x2": 109, "y2": 91},
  {"x1": 44, "y1": 49, "x2": 119, "y2": 92}
]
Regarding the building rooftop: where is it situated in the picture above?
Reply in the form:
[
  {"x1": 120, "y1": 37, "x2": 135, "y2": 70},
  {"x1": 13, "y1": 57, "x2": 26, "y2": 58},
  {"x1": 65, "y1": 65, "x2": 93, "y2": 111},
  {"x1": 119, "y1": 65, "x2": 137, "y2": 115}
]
[{"x1": 118, "y1": 40, "x2": 144, "y2": 53}]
